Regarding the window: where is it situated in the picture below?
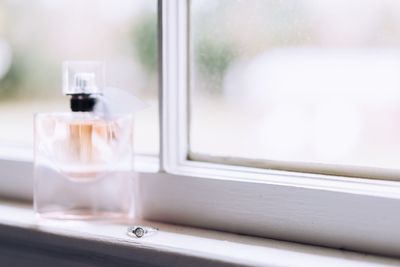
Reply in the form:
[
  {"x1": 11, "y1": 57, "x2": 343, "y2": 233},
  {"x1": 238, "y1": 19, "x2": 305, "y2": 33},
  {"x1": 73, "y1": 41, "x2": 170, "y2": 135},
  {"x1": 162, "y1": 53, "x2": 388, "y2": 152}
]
[
  {"x1": 156, "y1": 0, "x2": 400, "y2": 258},
  {"x1": 190, "y1": 0, "x2": 400, "y2": 179},
  {"x1": 0, "y1": 0, "x2": 158, "y2": 155}
]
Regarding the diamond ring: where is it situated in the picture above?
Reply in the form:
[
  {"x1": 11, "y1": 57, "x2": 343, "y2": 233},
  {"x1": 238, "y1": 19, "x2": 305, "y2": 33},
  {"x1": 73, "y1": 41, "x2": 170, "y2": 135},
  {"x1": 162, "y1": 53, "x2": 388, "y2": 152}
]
[{"x1": 127, "y1": 226, "x2": 159, "y2": 238}]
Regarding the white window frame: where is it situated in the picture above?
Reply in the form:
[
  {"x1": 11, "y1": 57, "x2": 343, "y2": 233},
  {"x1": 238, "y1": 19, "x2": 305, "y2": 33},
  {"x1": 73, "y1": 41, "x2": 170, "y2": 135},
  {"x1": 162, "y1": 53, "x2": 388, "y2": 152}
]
[
  {"x1": 154, "y1": 0, "x2": 400, "y2": 258},
  {"x1": 1, "y1": 0, "x2": 400, "y2": 259}
]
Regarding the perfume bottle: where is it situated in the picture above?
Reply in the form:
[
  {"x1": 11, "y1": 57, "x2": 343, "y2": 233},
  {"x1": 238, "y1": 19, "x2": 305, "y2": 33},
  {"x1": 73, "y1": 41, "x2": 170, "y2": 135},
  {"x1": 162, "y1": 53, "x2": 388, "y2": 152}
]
[{"x1": 34, "y1": 62, "x2": 134, "y2": 219}]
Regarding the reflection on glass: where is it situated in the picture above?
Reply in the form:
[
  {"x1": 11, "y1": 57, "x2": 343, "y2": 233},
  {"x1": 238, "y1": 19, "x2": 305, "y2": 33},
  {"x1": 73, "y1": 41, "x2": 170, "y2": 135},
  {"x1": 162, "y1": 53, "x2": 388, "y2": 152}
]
[
  {"x1": 0, "y1": 0, "x2": 158, "y2": 155},
  {"x1": 190, "y1": 0, "x2": 400, "y2": 170}
]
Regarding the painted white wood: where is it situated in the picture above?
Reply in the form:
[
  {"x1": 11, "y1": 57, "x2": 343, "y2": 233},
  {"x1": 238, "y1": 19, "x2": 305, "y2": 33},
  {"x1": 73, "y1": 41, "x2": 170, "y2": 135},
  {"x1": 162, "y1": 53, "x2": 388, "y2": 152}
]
[
  {"x1": 160, "y1": 0, "x2": 189, "y2": 172},
  {"x1": 137, "y1": 172, "x2": 400, "y2": 258},
  {"x1": 0, "y1": 201, "x2": 398, "y2": 267},
  {"x1": 0, "y1": 147, "x2": 33, "y2": 200},
  {"x1": 3, "y1": 146, "x2": 400, "y2": 258}
]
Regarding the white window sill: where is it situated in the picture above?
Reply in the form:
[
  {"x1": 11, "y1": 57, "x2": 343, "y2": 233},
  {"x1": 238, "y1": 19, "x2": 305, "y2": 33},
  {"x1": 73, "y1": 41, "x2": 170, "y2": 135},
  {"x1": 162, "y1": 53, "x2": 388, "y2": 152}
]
[
  {"x1": 0, "y1": 200, "x2": 398, "y2": 267},
  {"x1": 2, "y1": 148, "x2": 400, "y2": 259}
]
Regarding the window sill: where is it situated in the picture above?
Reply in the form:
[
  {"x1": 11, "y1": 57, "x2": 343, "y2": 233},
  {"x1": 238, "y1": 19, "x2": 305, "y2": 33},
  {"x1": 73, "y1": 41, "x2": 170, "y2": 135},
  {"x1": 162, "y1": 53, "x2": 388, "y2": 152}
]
[
  {"x1": 2, "y1": 147, "x2": 400, "y2": 258},
  {"x1": 0, "y1": 200, "x2": 398, "y2": 267}
]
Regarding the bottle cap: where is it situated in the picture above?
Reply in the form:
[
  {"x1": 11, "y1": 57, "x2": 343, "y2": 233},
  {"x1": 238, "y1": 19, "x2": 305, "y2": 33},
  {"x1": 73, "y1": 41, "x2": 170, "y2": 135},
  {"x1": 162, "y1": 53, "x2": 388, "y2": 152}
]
[{"x1": 63, "y1": 61, "x2": 105, "y2": 95}]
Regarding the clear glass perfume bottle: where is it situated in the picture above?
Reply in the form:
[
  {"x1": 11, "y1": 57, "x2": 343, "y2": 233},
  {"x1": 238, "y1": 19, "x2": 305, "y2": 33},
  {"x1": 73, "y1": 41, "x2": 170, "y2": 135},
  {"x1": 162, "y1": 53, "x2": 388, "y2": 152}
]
[{"x1": 34, "y1": 62, "x2": 134, "y2": 220}]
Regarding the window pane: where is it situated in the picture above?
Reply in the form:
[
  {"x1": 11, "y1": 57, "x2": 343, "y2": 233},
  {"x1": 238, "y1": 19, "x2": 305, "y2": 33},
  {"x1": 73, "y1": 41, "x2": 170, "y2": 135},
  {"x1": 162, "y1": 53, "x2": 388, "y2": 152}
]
[
  {"x1": 190, "y1": 0, "x2": 400, "y2": 172},
  {"x1": 0, "y1": 0, "x2": 158, "y2": 155}
]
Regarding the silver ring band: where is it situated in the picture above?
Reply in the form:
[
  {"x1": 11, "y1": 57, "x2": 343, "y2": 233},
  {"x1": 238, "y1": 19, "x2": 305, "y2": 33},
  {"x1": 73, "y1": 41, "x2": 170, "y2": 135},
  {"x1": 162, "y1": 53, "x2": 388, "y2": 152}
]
[{"x1": 127, "y1": 226, "x2": 159, "y2": 238}]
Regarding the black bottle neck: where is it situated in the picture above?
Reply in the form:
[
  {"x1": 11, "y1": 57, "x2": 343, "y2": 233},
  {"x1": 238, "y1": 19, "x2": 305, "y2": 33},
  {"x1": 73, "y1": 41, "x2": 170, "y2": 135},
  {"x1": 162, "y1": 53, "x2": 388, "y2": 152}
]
[{"x1": 69, "y1": 94, "x2": 97, "y2": 112}]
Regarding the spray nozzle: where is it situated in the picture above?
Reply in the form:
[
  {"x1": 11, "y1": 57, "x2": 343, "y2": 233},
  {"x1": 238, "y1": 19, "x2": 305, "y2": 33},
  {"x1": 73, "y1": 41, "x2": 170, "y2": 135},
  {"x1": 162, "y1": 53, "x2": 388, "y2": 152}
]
[
  {"x1": 63, "y1": 61, "x2": 104, "y2": 95},
  {"x1": 73, "y1": 73, "x2": 98, "y2": 93}
]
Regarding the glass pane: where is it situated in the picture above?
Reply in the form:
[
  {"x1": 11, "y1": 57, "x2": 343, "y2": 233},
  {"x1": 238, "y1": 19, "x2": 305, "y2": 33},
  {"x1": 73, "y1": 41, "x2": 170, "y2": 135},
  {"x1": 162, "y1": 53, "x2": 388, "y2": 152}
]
[
  {"x1": 190, "y1": 0, "x2": 400, "y2": 171},
  {"x1": 0, "y1": 0, "x2": 158, "y2": 155}
]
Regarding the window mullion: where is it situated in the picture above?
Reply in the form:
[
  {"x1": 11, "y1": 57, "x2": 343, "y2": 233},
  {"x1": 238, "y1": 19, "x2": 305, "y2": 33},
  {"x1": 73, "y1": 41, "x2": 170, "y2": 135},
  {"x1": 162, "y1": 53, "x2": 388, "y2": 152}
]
[{"x1": 160, "y1": 0, "x2": 189, "y2": 173}]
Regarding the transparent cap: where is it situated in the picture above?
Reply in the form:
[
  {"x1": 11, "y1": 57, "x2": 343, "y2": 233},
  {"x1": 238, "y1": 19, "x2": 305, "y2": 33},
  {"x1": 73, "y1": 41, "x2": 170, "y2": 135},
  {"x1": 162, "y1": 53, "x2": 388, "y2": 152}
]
[{"x1": 63, "y1": 61, "x2": 105, "y2": 95}]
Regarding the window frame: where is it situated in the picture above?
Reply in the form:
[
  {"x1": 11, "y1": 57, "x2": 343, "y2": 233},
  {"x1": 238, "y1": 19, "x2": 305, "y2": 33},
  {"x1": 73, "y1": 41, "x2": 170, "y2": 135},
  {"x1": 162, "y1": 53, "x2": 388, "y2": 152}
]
[
  {"x1": 0, "y1": 0, "x2": 400, "y2": 258},
  {"x1": 156, "y1": 0, "x2": 400, "y2": 257}
]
